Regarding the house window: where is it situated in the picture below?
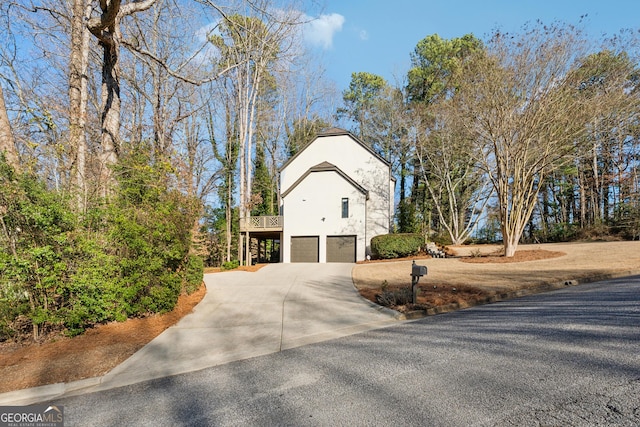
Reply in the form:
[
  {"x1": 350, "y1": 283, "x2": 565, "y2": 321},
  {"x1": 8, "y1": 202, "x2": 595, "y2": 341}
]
[{"x1": 341, "y1": 198, "x2": 349, "y2": 218}]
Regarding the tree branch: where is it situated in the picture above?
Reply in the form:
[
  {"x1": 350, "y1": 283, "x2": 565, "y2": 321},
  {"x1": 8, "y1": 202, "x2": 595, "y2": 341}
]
[
  {"x1": 119, "y1": 0, "x2": 157, "y2": 17},
  {"x1": 120, "y1": 38, "x2": 245, "y2": 85},
  {"x1": 87, "y1": 0, "x2": 121, "y2": 40}
]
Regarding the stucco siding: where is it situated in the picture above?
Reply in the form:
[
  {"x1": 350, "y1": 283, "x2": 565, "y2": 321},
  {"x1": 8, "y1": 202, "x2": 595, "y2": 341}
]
[
  {"x1": 281, "y1": 134, "x2": 386, "y2": 194},
  {"x1": 280, "y1": 131, "x2": 393, "y2": 263},
  {"x1": 282, "y1": 170, "x2": 367, "y2": 263}
]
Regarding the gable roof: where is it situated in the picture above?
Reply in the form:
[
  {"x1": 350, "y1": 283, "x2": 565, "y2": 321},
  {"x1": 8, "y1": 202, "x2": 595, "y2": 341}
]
[
  {"x1": 281, "y1": 161, "x2": 369, "y2": 199},
  {"x1": 318, "y1": 127, "x2": 351, "y2": 136},
  {"x1": 279, "y1": 127, "x2": 391, "y2": 173}
]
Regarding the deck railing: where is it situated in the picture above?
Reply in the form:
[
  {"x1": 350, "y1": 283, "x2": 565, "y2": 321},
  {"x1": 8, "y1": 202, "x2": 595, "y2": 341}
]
[{"x1": 240, "y1": 215, "x2": 283, "y2": 232}]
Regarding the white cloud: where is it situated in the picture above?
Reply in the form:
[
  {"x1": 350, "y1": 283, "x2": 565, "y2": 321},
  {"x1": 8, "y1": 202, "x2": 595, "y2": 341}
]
[
  {"x1": 187, "y1": 21, "x2": 222, "y2": 67},
  {"x1": 304, "y1": 13, "x2": 345, "y2": 50},
  {"x1": 359, "y1": 30, "x2": 369, "y2": 41},
  {"x1": 195, "y1": 21, "x2": 219, "y2": 43}
]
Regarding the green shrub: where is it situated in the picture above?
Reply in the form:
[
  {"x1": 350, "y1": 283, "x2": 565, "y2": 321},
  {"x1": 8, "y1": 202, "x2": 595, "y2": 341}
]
[
  {"x1": 0, "y1": 273, "x2": 30, "y2": 341},
  {"x1": 0, "y1": 147, "x2": 204, "y2": 340},
  {"x1": 611, "y1": 203, "x2": 640, "y2": 240},
  {"x1": 62, "y1": 239, "x2": 126, "y2": 335},
  {"x1": 371, "y1": 233, "x2": 424, "y2": 259},
  {"x1": 107, "y1": 145, "x2": 201, "y2": 317},
  {"x1": 183, "y1": 255, "x2": 204, "y2": 294},
  {"x1": 430, "y1": 230, "x2": 453, "y2": 246},
  {"x1": 146, "y1": 272, "x2": 182, "y2": 313},
  {"x1": 221, "y1": 260, "x2": 240, "y2": 271},
  {"x1": 0, "y1": 159, "x2": 76, "y2": 339},
  {"x1": 534, "y1": 222, "x2": 578, "y2": 243}
]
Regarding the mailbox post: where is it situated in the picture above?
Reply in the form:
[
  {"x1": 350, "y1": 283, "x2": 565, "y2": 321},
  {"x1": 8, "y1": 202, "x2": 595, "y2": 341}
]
[{"x1": 410, "y1": 260, "x2": 428, "y2": 304}]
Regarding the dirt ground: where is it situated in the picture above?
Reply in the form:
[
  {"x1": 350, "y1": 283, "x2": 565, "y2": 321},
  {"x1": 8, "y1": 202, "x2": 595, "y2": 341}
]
[{"x1": 1, "y1": 241, "x2": 639, "y2": 394}]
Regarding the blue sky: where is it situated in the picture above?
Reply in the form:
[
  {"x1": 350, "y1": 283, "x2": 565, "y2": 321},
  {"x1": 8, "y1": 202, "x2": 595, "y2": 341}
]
[{"x1": 303, "y1": 0, "x2": 640, "y2": 91}]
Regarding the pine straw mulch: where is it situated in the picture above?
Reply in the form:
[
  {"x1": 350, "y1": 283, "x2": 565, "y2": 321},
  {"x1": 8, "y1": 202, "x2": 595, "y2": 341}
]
[
  {"x1": 458, "y1": 249, "x2": 565, "y2": 263},
  {"x1": 357, "y1": 249, "x2": 566, "y2": 313},
  {"x1": 0, "y1": 264, "x2": 268, "y2": 394},
  {"x1": 0, "y1": 285, "x2": 206, "y2": 394}
]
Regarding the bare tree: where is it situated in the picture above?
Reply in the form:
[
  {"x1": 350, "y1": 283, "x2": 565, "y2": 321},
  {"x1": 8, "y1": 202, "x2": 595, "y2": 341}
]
[
  {"x1": 456, "y1": 23, "x2": 593, "y2": 256},
  {"x1": 415, "y1": 100, "x2": 491, "y2": 244},
  {"x1": 69, "y1": 0, "x2": 91, "y2": 210},
  {"x1": 0, "y1": 6, "x2": 18, "y2": 170},
  {"x1": 119, "y1": 0, "x2": 197, "y2": 160},
  {"x1": 205, "y1": 1, "x2": 304, "y2": 263},
  {"x1": 1, "y1": 2, "x2": 62, "y2": 176},
  {"x1": 0, "y1": 85, "x2": 19, "y2": 170},
  {"x1": 87, "y1": 0, "x2": 157, "y2": 195},
  {"x1": 571, "y1": 45, "x2": 640, "y2": 228}
]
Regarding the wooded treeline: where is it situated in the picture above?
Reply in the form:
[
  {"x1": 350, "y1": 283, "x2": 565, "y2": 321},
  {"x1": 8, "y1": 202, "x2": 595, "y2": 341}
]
[
  {"x1": 1, "y1": 0, "x2": 639, "y2": 340},
  {"x1": 0, "y1": 0, "x2": 337, "y2": 340},
  {"x1": 340, "y1": 24, "x2": 640, "y2": 257}
]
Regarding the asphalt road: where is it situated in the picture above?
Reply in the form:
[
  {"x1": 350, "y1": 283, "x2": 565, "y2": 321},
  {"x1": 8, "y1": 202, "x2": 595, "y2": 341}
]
[{"x1": 54, "y1": 275, "x2": 640, "y2": 426}]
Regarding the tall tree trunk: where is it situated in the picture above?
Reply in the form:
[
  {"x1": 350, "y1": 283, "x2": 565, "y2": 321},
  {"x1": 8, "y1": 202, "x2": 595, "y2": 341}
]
[
  {"x1": 503, "y1": 229, "x2": 519, "y2": 257},
  {"x1": 0, "y1": 85, "x2": 19, "y2": 171},
  {"x1": 88, "y1": 0, "x2": 157, "y2": 197},
  {"x1": 245, "y1": 71, "x2": 262, "y2": 218},
  {"x1": 238, "y1": 69, "x2": 246, "y2": 222},
  {"x1": 544, "y1": 184, "x2": 552, "y2": 232},
  {"x1": 237, "y1": 82, "x2": 246, "y2": 263},
  {"x1": 153, "y1": 62, "x2": 167, "y2": 157},
  {"x1": 592, "y1": 140, "x2": 601, "y2": 223},
  {"x1": 579, "y1": 167, "x2": 587, "y2": 227},
  {"x1": 99, "y1": 34, "x2": 121, "y2": 197},
  {"x1": 69, "y1": 0, "x2": 90, "y2": 211}
]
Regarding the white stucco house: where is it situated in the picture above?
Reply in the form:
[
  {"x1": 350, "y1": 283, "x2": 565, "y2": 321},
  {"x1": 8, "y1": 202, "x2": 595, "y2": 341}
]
[{"x1": 239, "y1": 127, "x2": 395, "y2": 264}]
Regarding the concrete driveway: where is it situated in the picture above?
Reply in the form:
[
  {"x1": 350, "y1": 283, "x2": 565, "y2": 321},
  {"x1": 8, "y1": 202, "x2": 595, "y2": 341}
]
[
  {"x1": 89, "y1": 263, "x2": 398, "y2": 392},
  {"x1": 53, "y1": 275, "x2": 640, "y2": 426}
]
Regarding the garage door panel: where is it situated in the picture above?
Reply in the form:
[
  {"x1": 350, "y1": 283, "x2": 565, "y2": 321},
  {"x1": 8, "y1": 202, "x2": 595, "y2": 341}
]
[
  {"x1": 327, "y1": 236, "x2": 356, "y2": 263},
  {"x1": 291, "y1": 236, "x2": 319, "y2": 263}
]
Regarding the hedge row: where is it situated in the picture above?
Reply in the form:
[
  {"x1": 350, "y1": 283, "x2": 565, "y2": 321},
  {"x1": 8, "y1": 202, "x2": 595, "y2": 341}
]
[{"x1": 370, "y1": 233, "x2": 424, "y2": 259}]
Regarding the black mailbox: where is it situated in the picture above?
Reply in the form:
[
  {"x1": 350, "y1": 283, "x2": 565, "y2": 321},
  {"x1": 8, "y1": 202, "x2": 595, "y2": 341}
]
[
  {"x1": 410, "y1": 261, "x2": 427, "y2": 304},
  {"x1": 412, "y1": 264, "x2": 427, "y2": 277}
]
